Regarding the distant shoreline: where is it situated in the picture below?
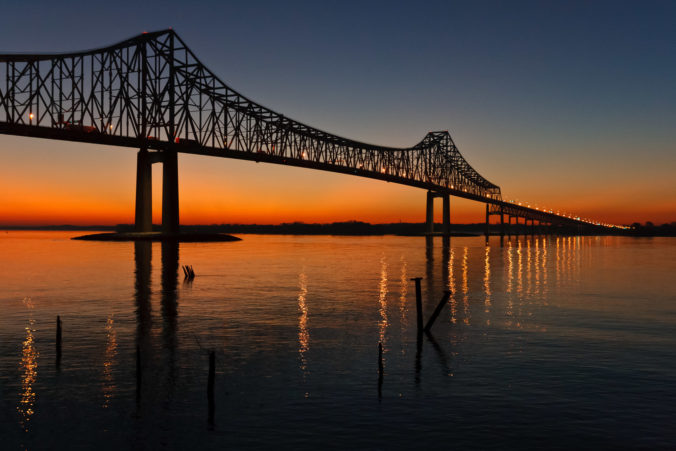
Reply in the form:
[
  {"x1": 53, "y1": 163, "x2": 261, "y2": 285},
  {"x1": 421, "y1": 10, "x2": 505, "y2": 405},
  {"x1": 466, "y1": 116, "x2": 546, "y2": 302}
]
[{"x1": 2, "y1": 221, "x2": 674, "y2": 236}]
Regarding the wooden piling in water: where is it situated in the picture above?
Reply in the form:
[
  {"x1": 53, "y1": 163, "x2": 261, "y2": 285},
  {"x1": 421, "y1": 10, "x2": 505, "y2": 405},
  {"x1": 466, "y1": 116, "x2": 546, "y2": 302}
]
[
  {"x1": 424, "y1": 291, "x2": 451, "y2": 333},
  {"x1": 410, "y1": 277, "x2": 423, "y2": 335}
]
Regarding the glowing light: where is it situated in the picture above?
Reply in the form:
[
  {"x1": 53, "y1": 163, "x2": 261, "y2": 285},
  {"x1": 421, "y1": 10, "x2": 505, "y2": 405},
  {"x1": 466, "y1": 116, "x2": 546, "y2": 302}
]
[
  {"x1": 29, "y1": 113, "x2": 34, "y2": 120},
  {"x1": 378, "y1": 255, "x2": 389, "y2": 344},
  {"x1": 102, "y1": 315, "x2": 117, "y2": 408},
  {"x1": 484, "y1": 245, "x2": 491, "y2": 320},
  {"x1": 462, "y1": 247, "x2": 470, "y2": 325},
  {"x1": 399, "y1": 256, "x2": 408, "y2": 331},
  {"x1": 298, "y1": 270, "x2": 309, "y2": 374},
  {"x1": 18, "y1": 297, "x2": 38, "y2": 432}
]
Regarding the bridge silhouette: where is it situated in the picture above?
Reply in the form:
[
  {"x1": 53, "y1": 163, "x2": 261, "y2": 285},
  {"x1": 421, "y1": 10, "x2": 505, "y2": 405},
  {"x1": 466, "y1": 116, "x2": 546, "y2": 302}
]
[{"x1": 0, "y1": 29, "x2": 618, "y2": 234}]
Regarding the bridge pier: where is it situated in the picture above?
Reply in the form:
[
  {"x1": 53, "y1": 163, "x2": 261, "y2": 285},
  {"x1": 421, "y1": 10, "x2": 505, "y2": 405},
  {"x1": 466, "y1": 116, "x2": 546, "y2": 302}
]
[
  {"x1": 426, "y1": 191, "x2": 451, "y2": 235},
  {"x1": 134, "y1": 148, "x2": 180, "y2": 235},
  {"x1": 162, "y1": 150, "x2": 180, "y2": 235},
  {"x1": 484, "y1": 204, "x2": 490, "y2": 237},
  {"x1": 135, "y1": 148, "x2": 153, "y2": 233}
]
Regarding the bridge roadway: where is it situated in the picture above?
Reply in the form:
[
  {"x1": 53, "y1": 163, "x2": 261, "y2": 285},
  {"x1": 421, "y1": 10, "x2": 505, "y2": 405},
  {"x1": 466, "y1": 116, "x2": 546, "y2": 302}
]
[{"x1": 0, "y1": 29, "x2": 616, "y2": 234}]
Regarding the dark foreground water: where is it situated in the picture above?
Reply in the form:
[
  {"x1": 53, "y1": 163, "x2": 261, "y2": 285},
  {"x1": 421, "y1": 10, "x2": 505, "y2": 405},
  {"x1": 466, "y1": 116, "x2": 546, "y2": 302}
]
[{"x1": 1, "y1": 232, "x2": 675, "y2": 449}]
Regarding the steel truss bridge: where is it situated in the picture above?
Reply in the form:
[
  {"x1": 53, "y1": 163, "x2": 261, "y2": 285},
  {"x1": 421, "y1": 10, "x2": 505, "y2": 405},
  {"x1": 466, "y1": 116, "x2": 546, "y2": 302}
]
[{"x1": 0, "y1": 30, "x2": 618, "y2": 234}]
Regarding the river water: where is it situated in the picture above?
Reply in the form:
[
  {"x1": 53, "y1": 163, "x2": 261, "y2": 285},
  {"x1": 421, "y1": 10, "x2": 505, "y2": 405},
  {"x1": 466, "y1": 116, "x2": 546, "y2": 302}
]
[{"x1": 1, "y1": 231, "x2": 675, "y2": 449}]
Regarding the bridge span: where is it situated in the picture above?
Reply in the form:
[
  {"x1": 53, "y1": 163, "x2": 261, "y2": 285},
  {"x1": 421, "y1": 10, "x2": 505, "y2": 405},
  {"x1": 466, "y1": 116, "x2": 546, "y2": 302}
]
[{"x1": 0, "y1": 30, "x2": 619, "y2": 234}]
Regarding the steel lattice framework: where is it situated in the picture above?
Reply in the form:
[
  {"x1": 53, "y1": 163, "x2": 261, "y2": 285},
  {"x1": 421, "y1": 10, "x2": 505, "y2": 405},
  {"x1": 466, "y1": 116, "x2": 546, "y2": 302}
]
[{"x1": 0, "y1": 29, "x2": 614, "y2": 230}]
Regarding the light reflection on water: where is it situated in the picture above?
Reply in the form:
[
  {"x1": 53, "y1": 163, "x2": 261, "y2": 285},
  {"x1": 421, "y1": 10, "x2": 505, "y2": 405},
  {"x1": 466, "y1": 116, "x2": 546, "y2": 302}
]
[
  {"x1": 102, "y1": 315, "x2": 117, "y2": 408},
  {"x1": 18, "y1": 297, "x2": 38, "y2": 433},
  {"x1": 517, "y1": 239, "x2": 524, "y2": 298},
  {"x1": 535, "y1": 237, "x2": 540, "y2": 295},
  {"x1": 461, "y1": 246, "x2": 470, "y2": 325},
  {"x1": 378, "y1": 255, "x2": 389, "y2": 349},
  {"x1": 483, "y1": 245, "x2": 491, "y2": 322},
  {"x1": 297, "y1": 269, "x2": 309, "y2": 375},
  {"x1": 448, "y1": 247, "x2": 457, "y2": 324},
  {"x1": 506, "y1": 241, "x2": 514, "y2": 326},
  {"x1": 398, "y1": 255, "x2": 408, "y2": 345},
  {"x1": 1, "y1": 231, "x2": 676, "y2": 448},
  {"x1": 542, "y1": 237, "x2": 548, "y2": 297}
]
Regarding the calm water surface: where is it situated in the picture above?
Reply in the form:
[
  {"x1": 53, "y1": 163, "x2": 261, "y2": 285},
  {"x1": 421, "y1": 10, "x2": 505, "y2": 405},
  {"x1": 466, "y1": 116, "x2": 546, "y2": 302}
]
[{"x1": 1, "y1": 232, "x2": 675, "y2": 449}]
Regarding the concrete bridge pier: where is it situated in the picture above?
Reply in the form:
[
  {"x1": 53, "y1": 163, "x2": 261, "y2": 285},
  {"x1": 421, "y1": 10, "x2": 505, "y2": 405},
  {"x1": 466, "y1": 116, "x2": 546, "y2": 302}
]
[
  {"x1": 134, "y1": 148, "x2": 180, "y2": 235},
  {"x1": 162, "y1": 150, "x2": 180, "y2": 235},
  {"x1": 135, "y1": 148, "x2": 153, "y2": 233},
  {"x1": 426, "y1": 191, "x2": 451, "y2": 235},
  {"x1": 484, "y1": 204, "x2": 490, "y2": 237}
]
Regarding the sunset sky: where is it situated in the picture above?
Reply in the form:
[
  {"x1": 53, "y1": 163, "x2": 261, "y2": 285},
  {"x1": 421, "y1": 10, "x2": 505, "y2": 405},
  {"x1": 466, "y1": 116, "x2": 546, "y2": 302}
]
[{"x1": 1, "y1": 0, "x2": 674, "y2": 226}]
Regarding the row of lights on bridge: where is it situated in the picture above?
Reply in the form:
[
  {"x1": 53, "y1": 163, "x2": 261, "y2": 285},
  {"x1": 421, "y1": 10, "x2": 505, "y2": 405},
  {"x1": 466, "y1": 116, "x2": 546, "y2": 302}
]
[
  {"x1": 506, "y1": 199, "x2": 628, "y2": 230},
  {"x1": 23, "y1": 111, "x2": 628, "y2": 230}
]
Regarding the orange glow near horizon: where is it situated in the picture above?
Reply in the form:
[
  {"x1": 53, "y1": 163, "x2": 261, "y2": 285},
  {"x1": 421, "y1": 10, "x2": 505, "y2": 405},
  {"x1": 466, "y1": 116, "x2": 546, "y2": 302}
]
[{"x1": 0, "y1": 137, "x2": 674, "y2": 227}]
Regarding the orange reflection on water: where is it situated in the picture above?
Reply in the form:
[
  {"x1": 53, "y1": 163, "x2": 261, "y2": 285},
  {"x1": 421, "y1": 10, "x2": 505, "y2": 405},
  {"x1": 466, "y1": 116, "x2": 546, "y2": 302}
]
[
  {"x1": 542, "y1": 237, "x2": 548, "y2": 297},
  {"x1": 297, "y1": 270, "x2": 309, "y2": 374},
  {"x1": 448, "y1": 247, "x2": 457, "y2": 324},
  {"x1": 102, "y1": 315, "x2": 118, "y2": 408},
  {"x1": 575, "y1": 236, "x2": 582, "y2": 281},
  {"x1": 398, "y1": 256, "x2": 408, "y2": 337},
  {"x1": 378, "y1": 255, "x2": 389, "y2": 346},
  {"x1": 18, "y1": 297, "x2": 38, "y2": 432},
  {"x1": 506, "y1": 240, "x2": 514, "y2": 294},
  {"x1": 567, "y1": 236, "x2": 573, "y2": 279},
  {"x1": 526, "y1": 238, "x2": 533, "y2": 296},
  {"x1": 517, "y1": 239, "x2": 523, "y2": 297},
  {"x1": 484, "y1": 245, "x2": 491, "y2": 323},
  {"x1": 505, "y1": 241, "x2": 514, "y2": 326},
  {"x1": 462, "y1": 247, "x2": 470, "y2": 325},
  {"x1": 535, "y1": 237, "x2": 540, "y2": 295},
  {"x1": 556, "y1": 237, "x2": 561, "y2": 289}
]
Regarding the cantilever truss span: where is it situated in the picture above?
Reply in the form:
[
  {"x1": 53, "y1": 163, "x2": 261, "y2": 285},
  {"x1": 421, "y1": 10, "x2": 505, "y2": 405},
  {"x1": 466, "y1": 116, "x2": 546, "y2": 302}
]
[{"x1": 0, "y1": 29, "x2": 612, "y2": 230}]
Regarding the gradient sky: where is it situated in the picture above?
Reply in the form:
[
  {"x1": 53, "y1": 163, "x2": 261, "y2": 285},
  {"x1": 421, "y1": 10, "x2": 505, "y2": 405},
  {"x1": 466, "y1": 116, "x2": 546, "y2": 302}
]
[{"x1": 1, "y1": 0, "x2": 674, "y2": 226}]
